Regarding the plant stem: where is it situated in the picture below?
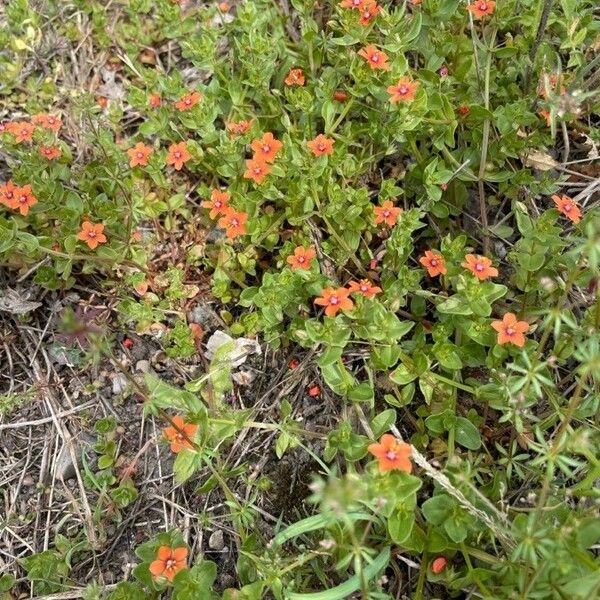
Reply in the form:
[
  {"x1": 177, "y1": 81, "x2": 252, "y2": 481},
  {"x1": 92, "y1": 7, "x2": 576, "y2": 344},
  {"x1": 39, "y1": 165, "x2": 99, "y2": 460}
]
[
  {"x1": 524, "y1": 0, "x2": 555, "y2": 89},
  {"x1": 477, "y1": 29, "x2": 496, "y2": 256}
]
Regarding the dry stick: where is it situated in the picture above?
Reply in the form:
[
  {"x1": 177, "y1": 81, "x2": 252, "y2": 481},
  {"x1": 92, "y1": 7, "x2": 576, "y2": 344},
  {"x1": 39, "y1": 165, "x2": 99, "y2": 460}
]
[
  {"x1": 0, "y1": 402, "x2": 96, "y2": 431},
  {"x1": 524, "y1": 0, "x2": 555, "y2": 90},
  {"x1": 477, "y1": 29, "x2": 496, "y2": 257},
  {"x1": 29, "y1": 586, "x2": 118, "y2": 600},
  {"x1": 29, "y1": 358, "x2": 99, "y2": 548}
]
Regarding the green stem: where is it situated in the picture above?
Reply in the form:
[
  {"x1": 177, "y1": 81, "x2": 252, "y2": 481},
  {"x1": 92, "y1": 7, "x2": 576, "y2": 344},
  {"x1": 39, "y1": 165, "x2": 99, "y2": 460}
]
[{"x1": 329, "y1": 97, "x2": 355, "y2": 134}]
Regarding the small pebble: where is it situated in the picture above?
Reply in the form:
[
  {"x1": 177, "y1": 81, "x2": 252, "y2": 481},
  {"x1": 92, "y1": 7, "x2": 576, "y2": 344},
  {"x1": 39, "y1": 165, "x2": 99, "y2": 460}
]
[{"x1": 208, "y1": 529, "x2": 225, "y2": 550}]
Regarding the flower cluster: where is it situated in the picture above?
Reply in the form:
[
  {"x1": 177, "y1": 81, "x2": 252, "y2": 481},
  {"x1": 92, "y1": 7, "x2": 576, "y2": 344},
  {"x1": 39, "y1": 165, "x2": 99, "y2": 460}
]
[
  {"x1": 1, "y1": 113, "x2": 62, "y2": 159},
  {"x1": 201, "y1": 188, "x2": 248, "y2": 239},
  {"x1": 0, "y1": 181, "x2": 37, "y2": 216},
  {"x1": 314, "y1": 279, "x2": 382, "y2": 316}
]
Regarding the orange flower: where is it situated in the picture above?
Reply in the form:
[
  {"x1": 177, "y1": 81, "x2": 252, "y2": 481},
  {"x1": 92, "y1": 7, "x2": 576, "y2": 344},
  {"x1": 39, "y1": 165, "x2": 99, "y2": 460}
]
[
  {"x1": 243, "y1": 158, "x2": 271, "y2": 184},
  {"x1": 11, "y1": 185, "x2": 37, "y2": 216},
  {"x1": 202, "y1": 189, "x2": 231, "y2": 219},
  {"x1": 491, "y1": 312, "x2": 529, "y2": 347},
  {"x1": 306, "y1": 134, "x2": 334, "y2": 156},
  {"x1": 227, "y1": 119, "x2": 253, "y2": 135},
  {"x1": 166, "y1": 142, "x2": 192, "y2": 171},
  {"x1": 373, "y1": 200, "x2": 402, "y2": 226},
  {"x1": 218, "y1": 1, "x2": 230, "y2": 10},
  {"x1": 367, "y1": 434, "x2": 412, "y2": 473},
  {"x1": 387, "y1": 77, "x2": 419, "y2": 103},
  {"x1": 77, "y1": 221, "x2": 107, "y2": 249},
  {"x1": 175, "y1": 91, "x2": 202, "y2": 111},
  {"x1": 419, "y1": 250, "x2": 447, "y2": 277},
  {"x1": 358, "y1": 0, "x2": 381, "y2": 25},
  {"x1": 97, "y1": 96, "x2": 108, "y2": 108},
  {"x1": 538, "y1": 109, "x2": 552, "y2": 126},
  {"x1": 32, "y1": 113, "x2": 62, "y2": 131},
  {"x1": 251, "y1": 132, "x2": 283, "y2": 163},
  {"x1": 340, "y1": 0, "x2": 365, "y2": 8},
  {"x1": 285, "y1": 68, "x2": 305, "y2": 86},
  {"x1": 8, "y1": 121, "x2": 35, "y2": 143},
  {"x1": 348, "y1": 279, "x2": 382, "y2": 298},
  {"x1": 461, "y1": 254, "x2": 498, "y2": 280},
  {"x1": 127, "y1": 142, "x2": 153, "y2": 167},
  {"x1": 218, "y1": 208, "x2": 248, "y2": 239},
  {"x1": 314, "y1": 287, "x2": 354, "y2": 317},
  {"x1": 164, "y1": 415, "x2": 198, "y2": 453},
  {"x1": 537, "y1": 73, "x2": 566, "y2": 99},
  {"x1": 551, "y1": 194, "x2": 581, "y2": 224},
  {"x1": 467, "y1": 0, "x2": 495, "y2": 18},
  {"x1": 0, "y1": 181, "x2": 18, "y2": 207},
  {"x1": 458, "y1": 104, "x2": 470, "y2": 115},
  {"x1": 286, "y1": 245, "x2": 316, "y2": 271},
  {"x1": 149, "y1": 94, "x2": 162, "y2": 108},
  {"x1": 39, "y1": 145, "x2": 62, "y2": 161},
  {"x1": 333, "y1": 90, "x2": 348, "y2": 102},
  {"x1": 410, "y1": 0, "x2": 422, "y2": 5},
  {"x1": 149, "y1": 546, "x2": 188, "y2": 582},
  {"x1": 0, "y1": 122, "x2": 9, "y2": 134},
  {"x1": 358, "y1": 45, "x2": 390, "y2": 71}
]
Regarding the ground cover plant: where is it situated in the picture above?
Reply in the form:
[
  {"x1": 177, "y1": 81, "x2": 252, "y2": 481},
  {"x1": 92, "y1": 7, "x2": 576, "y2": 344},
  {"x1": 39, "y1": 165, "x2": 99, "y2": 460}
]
[{"x1": 0, "y1": 0, "x2": 599, "y2": 598}]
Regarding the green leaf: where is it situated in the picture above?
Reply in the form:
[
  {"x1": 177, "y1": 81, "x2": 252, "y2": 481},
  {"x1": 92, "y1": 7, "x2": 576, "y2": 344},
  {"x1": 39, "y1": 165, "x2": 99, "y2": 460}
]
[
  {"x1": 109, "y1": 478, "x2": 139, "y2": 508},
  {"x1": 273, "y1": 512, "x2": 373, "y2": 546},
  {"x1": 144, "y1": 373, "x2": 205, "y2": 414},
  {"x1": 98, "y1": 455, "x2": 114, "y2": 470},
  {"x1": 286, "y1": 547, "x2": 390, "y2": 600},
  {"x1": 437, "y1": 295, "x2": 473, "y2": 316},
  {"x1": 371, "y1": 409, "x2": 397, "y2": 438},
  {"x1": 388, "y1": 506, "x2": 415, "y2": 544},
  {"x1": 421, "y1": 494, "x2": 453, "y2": 525},
  {"x1": 453, "y1": 417, "x2": 481, "y2": 450},
  {"x1": 560, "y1": 570, "x2": 600, "y2": 598},
  {"x1": 348, "y1": 382, "x2": 374, "y2": 403},
  {"x1": 107, "y1": 582, "x2": 147, "y2": 600},
  {"x1": 0, "y1": 574, "x2": 15, "y2": 592},
  {"x1": 173, "y1": 449, "x2": 202, "y2": 483},
  {"x1": 275, "y1": 430, "x2": 291, "y2": 459}
]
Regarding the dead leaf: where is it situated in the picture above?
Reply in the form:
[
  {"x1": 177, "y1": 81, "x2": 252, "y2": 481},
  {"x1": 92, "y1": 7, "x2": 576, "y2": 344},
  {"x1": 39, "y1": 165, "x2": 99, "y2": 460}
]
[
  {"x1": 0, "y1": 288, "x2": 42, "y2": 314},
  {"x1": 521, "y1": 150, "x2": 558, "y2": 171}
]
